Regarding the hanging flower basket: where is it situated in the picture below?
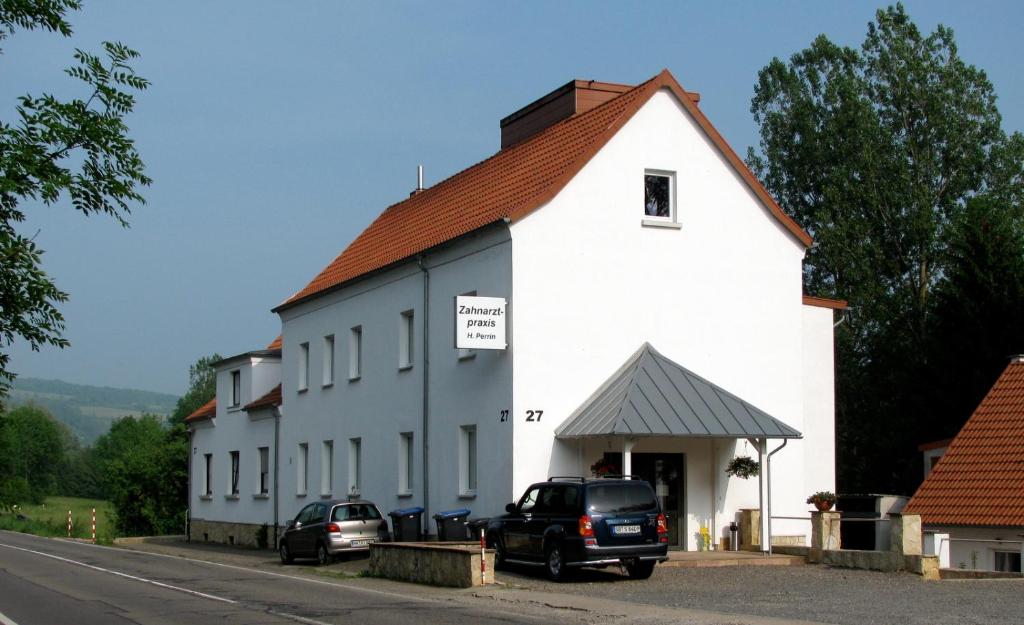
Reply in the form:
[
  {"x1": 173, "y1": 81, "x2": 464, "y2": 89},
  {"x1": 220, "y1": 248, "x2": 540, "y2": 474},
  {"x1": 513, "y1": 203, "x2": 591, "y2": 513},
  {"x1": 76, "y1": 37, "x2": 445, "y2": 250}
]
[
  {"x1": 806, "y1": 491, "x2": 837, "y2": 512},
  {"x1": 590, "y1": 457, "x2": 619, "y2": 478},
  {"x1": 725, "y1": 455, "x2": 760, "y2": 479}
]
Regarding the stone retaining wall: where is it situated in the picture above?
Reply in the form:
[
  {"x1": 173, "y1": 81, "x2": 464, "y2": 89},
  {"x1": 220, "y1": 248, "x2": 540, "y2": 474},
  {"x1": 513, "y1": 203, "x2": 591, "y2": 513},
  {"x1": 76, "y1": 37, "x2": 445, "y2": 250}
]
[
  {"x1": 189, "y1": 518, "x2": 278, "y2": 549},
  {"x1": 370, "y1": 542, "x2": 494, "y2": 588}
]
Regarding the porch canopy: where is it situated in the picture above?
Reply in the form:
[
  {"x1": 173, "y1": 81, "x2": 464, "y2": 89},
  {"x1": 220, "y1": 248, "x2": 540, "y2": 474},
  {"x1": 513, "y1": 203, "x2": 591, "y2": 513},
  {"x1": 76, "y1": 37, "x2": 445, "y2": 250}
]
[{"x1": 555, "y1": 343, "x2": 800, "y2": 554}]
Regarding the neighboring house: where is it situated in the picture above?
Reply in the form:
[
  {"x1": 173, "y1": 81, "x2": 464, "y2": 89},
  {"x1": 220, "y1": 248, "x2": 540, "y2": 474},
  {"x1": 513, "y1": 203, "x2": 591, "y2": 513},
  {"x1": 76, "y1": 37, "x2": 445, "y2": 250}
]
[
  {"x1": 187, "y1": 70, "x2": 842, "y2": 551},
  {"x1": 906, "y1": 357, "x2": 1024, "y2": 573},
  {"x1": 918, "y1": 438, "x2": 952, "y2": 479}
]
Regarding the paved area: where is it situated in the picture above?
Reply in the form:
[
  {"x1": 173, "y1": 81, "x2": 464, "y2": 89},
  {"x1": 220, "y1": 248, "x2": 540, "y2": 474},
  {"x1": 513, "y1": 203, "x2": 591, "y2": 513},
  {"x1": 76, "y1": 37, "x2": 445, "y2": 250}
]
[{"x1": 663, "y1": 550, "x2": 804, "y2": 568}]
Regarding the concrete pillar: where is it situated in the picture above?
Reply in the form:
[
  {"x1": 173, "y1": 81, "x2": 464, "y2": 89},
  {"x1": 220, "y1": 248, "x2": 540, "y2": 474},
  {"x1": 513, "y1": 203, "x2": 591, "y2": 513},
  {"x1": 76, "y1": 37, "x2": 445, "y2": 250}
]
[
  {"x1": 891, "y1": 513, "x2": 922, "y2": 556},
  {"x1": 623, "y1": 438, "x2": 634, "y2": 476},
  {"x1": 810, "y1": 511, "x2": 841, "y2": 563},
  {"x1": 757, "y1": 438, "x2": 770, "y2": 553}
]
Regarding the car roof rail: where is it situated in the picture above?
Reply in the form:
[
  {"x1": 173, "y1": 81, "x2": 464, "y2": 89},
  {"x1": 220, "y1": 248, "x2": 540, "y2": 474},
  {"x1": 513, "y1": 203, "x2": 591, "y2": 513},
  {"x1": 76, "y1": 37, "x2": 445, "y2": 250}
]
[
  {"x1": 594, "y1": 474, "x2": 643, "y2": 480},
  {"x1": 547, "y1": 476, "x2": 586, "y2": 482}
]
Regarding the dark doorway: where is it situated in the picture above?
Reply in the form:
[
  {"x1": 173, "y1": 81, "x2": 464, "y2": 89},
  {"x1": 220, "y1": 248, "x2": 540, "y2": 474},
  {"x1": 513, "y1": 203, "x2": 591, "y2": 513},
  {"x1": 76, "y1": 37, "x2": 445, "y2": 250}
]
[{"x1": 603, "y1": 452, "x2": 686, "y2": 548}]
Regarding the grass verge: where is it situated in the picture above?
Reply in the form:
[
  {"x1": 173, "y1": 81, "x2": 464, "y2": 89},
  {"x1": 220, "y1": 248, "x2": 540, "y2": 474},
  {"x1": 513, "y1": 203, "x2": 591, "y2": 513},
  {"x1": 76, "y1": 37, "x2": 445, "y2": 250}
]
[{"x1": 0, "y1": 496, "x2": 116, "y2": 543}]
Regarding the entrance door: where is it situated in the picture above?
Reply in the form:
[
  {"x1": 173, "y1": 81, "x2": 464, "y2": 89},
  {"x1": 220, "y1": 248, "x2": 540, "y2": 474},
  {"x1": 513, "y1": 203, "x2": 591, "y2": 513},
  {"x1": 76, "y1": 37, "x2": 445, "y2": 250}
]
[{"x1": 602, "y1": 452, "x2": 685, "y2": 548}]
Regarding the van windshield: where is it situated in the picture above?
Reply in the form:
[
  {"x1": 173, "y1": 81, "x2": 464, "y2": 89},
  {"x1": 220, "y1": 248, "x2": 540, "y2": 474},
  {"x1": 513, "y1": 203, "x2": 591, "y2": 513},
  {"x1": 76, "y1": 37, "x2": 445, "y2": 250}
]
[{"x1": 586, "y1": 483, "x2": 658, "y2": 514}]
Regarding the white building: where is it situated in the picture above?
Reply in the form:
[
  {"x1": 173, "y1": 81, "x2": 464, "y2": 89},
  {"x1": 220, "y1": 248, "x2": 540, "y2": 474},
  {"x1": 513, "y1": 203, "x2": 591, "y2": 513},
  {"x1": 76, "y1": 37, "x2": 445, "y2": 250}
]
[{"x1": 187, "y1": 70, "x2": 842, "y2": 551}]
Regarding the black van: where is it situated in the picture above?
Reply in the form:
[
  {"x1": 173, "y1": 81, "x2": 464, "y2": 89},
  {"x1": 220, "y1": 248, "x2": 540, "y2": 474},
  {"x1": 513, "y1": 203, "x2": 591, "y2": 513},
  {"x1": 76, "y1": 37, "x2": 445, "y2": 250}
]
[{"x1": 487, "y1": 477, "x2": 669, "y2": 581}]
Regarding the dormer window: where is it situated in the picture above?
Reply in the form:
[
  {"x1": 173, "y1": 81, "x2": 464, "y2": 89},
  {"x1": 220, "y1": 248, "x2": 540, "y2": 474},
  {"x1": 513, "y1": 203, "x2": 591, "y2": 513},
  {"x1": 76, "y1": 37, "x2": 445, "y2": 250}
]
[
  {"x1": 642, "y1": 170, "x2": 680, "y2": 228},
  {"x1": 230, "y1": 370, "x2": 241, "y2": 407}
]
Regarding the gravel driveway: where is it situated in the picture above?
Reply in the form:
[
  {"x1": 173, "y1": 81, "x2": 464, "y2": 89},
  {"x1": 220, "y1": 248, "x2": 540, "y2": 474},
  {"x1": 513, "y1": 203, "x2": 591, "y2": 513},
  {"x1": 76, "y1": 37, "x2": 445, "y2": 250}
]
[{"x1": 496, "y1": 563, "x2": 1024, "y2": 625}]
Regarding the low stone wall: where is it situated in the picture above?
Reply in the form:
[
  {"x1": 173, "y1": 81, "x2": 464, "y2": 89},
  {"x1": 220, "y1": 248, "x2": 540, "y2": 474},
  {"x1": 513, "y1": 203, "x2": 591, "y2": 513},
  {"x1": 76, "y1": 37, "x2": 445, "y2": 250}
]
[
  {"x1": 189, "y1": 518, "x2": 278, "y2": 549},
  {"x1": 370, "y1": 542, "x2": 494, "y2": 588},
  {"x1": 806, "y1": 513, "x2": 938, "y2": 580}
]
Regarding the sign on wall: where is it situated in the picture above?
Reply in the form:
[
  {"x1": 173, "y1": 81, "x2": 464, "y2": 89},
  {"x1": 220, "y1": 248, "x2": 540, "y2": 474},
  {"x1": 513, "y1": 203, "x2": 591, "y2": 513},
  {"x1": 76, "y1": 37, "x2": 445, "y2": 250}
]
[{"x1": 454, "y1": 295, "x2": 507, "y2": 350}]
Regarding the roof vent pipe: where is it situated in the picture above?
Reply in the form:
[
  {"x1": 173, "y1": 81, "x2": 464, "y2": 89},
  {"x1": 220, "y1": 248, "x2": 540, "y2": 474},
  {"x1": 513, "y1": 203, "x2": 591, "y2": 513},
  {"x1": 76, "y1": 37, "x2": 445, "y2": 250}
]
[{"x1": 410, "y1": 165, "x2": 424, "y2": 197}]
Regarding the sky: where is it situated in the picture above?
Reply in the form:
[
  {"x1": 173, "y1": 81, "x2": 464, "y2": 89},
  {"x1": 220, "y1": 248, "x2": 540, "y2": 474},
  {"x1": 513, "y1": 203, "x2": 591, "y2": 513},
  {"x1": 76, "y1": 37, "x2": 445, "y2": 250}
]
[{"x1": 2, "y1": 1, "x2": 1022, "y2": 396}]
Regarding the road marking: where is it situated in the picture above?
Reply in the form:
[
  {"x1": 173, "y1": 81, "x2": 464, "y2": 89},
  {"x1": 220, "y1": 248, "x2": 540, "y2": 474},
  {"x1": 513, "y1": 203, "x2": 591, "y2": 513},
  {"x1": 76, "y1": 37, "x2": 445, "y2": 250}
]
[{"x1": 0, "y1": 541, "x2": 335, "y2": 625}]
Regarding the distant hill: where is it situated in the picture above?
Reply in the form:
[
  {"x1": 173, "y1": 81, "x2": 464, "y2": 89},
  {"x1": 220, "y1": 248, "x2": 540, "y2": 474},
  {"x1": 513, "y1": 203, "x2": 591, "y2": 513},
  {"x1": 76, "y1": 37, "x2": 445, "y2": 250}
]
[{"x1": 5, "y1": 377, "x2": 179, "y2": 444}]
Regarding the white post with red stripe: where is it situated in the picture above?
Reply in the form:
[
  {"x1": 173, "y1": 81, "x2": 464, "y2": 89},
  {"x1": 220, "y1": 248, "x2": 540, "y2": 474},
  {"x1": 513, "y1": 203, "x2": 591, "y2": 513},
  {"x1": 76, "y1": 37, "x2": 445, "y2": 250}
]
[
  {"x1": 480, "y1": 527, "x2": 486, "y2": 585},
  {"x1": 67, "y1": 510, "x2": 72, "y2": 538},
  {"x1": 91, "y1": 508, "x2": 96, "y2": 544}
]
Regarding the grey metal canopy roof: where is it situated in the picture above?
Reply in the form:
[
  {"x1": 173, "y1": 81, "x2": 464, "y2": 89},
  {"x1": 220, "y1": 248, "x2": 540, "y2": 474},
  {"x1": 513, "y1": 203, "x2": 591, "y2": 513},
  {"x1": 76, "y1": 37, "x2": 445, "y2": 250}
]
[{"x1": 555, "y1": 343, "x2": 801, "y2": 439}]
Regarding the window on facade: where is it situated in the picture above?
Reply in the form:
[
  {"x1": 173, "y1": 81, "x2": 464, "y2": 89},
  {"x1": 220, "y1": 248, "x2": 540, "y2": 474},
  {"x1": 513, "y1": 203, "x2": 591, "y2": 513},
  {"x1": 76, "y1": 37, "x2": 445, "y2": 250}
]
[
  {"x1": 258, "y1": 446, "x2": 269, "y2": 495},
  {"x1": 298, "y1": 342, "x2": 309, "y2": 391},
  {"x1": 297, "y1": 443, "x2": 308, "y2": 495},
  {"x1": 457, "y1": 291, "x2": 476, "y2": 360},
  {"x1": 349, "y1": 326, "x2": 362, "y2": 380},
  {"x1": 203, "y1": 453, "x2": 213, "y2": 496},
  {"x1": 322, "y1": 335, "x2": 334, "y2": 386},
  {"x1": 398, "y1": 432, "x2": 413, "y2": 495},
  {"x1": 459, "y1": 425, "x2": 477, "y2": 495},
  {"x1": 644, "y1": 170, "x2": 675, "y2": 220},
  {"x1": 229, "y1": 451, "x2": 240, "y2": 496},
  {"x1": 994, "y1": 551, "x2": 1022, "y2": 573},
  {"x1": 348, "y1": 438, "x2": 361, "y2": 495},
  {"x1": 230, "y1": 370, "x2": 241, "y2": 407},
  {"x1": 321, "y1": 440, "x2": 333, "y2": 495},
  {"x1": 398, "y1": 310, "x2": 414, "y2": 369}
]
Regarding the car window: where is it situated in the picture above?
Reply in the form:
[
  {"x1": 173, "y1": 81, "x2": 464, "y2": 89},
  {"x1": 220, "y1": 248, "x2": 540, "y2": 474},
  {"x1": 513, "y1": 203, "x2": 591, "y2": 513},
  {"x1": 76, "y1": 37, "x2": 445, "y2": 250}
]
[
  {"x1": 295, "y1": 504, "x2": 315, "y2": 524},
  {"x1": 311, "y1": 503, "x2": 327, "y2": 523},
  {"x1": 537, "y1": 485, "x2": 580, "y2": 515},
  {"x1": 362, "y1": 505, "x2": 382, "y2": 520},
  {"x1": 518, "y1": 487, "x2": 541, "y2": 513},
  {"x1": 332, "y1": 506, "x2": 351, "y2": 522},
  {"x1": 587, "y1": 483, "x2": 658, "y2": 514}
]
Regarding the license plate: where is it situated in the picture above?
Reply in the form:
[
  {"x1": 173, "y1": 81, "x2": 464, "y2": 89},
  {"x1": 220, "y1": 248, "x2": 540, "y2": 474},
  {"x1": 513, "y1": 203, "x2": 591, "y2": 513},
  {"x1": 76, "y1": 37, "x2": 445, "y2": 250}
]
[
  {"x1": 613, "y1": 525, "x2": 641, "y2": 535},
  {"x1": 351, "y1": 539, "x2": 372, "y2": 547}
]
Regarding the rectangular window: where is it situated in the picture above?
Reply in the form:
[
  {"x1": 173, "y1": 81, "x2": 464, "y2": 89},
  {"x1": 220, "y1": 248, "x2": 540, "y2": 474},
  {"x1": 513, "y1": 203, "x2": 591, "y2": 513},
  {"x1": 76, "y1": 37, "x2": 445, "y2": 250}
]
[
  {"x1": 297, "y1": 443, "x2": 308, "y2": 495},
  {"x1": 298, "y1": 342, "x2": 309, "y2": 391},
  {"x1": 398, "y1": 432, "x2": 413, "y2": 495},
  {"x1": 258, "y1": 446, "x2": 269, "y2": 495},
  {"x1": 457, "y1": 291, "x2": 476, "y2": 360},
  {"x1": 398, "y1": 310, "x2": 414, "y2": 369},
  {"x1": 322, "y1": 335, "x2": 334, "y2": 386},
  {"x1": 321, "y1": 440, "x2": 333, "y2": 495},
  {"x1": 203, "y1": 453, "x2": 212, "y2": 496},
  {"x1": 230, "y1": 370, "x2": 241, "y2": 407},
  {"x1": 460, "y1": 425, "x2": 477, "y2": 495},
  {"x1": 994, "y1": 551, "x2": 1022, "y2": 573},
  {"x1": 348, "y1": 438, "x2": 361, "y2": 496},
  {"x1": 349, "y1": 326, "x2": 362, "y2": 380},
  {"x1": 643, "y1": 170, "x2": 676, "y2": 224},
  {"x1": 229, "y1": 450, "x2": 240, "y2": 496}
]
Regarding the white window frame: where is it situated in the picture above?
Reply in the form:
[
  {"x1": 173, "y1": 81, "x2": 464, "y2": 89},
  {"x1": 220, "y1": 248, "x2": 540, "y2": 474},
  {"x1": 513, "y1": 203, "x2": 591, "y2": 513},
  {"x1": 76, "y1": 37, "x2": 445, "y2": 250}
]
[
  {"x1": 457, "y1": 291, "x2": 477, "y2": 360},
  {"x1": 322, "y1": 335, "x2": 335, "y2": 386},
  {"x1": 203, "y1": 453, "x2": 213, "y2": 497},
  {"x1": 459, "y1": 425, "x2": 477, "y2": 497},
  {"x1": 257, "y1": 446, "x2": 269, "y2": 495},
  {"x1": 348, "y1": 326, "x2": 362, "y2": 381},
  {"x1": 297, "y1": 443, "x2": 308, "y2": 496},
  {"x1": 641, "y1": 169, "x2": 680, "y2": 229},
  {"x1": 348, "y1": 438, "x2": 361, "y2": 497},
  {"x1": 230, "y1": 370, "x2": 241, "y2": 407},
  {"x1": 398, "y1": 310, "x2": 414, "y2": 370},
  {"x1": 398, "y1": 432, "x2": 413, "y2": 496},
  {"x1": 321, "y1": 440, "x2": 333, "y2": 496},
  {"x1": 228, "y1": 450, "x2": 240, "y2": 497},
  {"x1": 298, "y1": 342, "x2": 310, "y2": 391}
]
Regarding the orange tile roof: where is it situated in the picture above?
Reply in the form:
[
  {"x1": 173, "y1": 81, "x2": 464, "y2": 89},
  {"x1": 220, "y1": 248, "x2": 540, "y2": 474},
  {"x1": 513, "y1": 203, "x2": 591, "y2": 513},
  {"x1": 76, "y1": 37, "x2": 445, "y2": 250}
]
[
  {"x1": 905, "y1": 360, "x2": 1024, "y2": 527},
  {"x1": 267, "y1": 335, "x2": 282, "y2": 350},
  {"x1": 802, "y1": 295, "x2": 848, "y2": 309},
  {"x1": 184, "y1": 398, "x2": 216, "y2": 423},
  {"x1": 275, "y1": 69, "x2": 812, "y2": 311},
  {"x1": 244, "y1": 384, "x2": 282, "y2": 412}
]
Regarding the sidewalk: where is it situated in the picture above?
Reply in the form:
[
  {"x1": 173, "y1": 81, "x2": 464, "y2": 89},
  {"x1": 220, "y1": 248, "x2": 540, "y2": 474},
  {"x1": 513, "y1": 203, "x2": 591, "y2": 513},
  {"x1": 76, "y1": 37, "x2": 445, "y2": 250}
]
[{"x1": 663, "y1": 549, "x2": 804, "y2": 568}]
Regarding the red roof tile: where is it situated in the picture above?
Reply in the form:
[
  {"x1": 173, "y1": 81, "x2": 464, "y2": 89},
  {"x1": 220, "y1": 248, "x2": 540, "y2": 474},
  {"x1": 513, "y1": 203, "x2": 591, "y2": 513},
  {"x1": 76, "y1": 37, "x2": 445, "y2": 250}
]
[
  {"x1": 905, "y1": 360, "x2": 1024, "y2": 527},
  {"x1": 802, "y1": 295, "x2": 848, "y2": 310},
  {"x1": 267, "y1": 335, "x2": 282, "y2": 351},
  {"x1": 275, "y1": 70, "x2": 811, "y2": 311},
  {"x1": 244, "y1": 384, "x2": 282, "y2": 412},
  {"x1": 184, "y1": 398, "x2": 216, "y2": 423}
]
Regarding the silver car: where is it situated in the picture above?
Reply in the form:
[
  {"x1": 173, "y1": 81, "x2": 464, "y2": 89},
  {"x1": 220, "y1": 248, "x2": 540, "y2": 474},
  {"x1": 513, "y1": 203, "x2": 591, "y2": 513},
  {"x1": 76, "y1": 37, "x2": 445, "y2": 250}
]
[{"x1": 279, "y1": 499, "x2": 390, "y2": 565}]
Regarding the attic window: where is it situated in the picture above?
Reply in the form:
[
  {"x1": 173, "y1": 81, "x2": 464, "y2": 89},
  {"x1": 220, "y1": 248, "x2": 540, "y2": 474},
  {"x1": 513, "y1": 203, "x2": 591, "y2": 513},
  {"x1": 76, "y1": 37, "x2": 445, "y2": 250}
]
[{"x1": 642, "y1": 170, "x2": 680, "y2": 228}]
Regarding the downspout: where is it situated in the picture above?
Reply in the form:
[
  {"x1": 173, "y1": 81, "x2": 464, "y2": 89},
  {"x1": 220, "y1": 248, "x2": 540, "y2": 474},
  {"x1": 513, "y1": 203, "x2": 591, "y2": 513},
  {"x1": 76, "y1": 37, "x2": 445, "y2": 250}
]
[
  {"x1": 417, "y1": 255, "x2": 431, "y2": 536},
  {"x1": 273, "y1": 406, "x2": 281, "y2": 548},
  {"x1": 186, "y1": 427, "x2": 193, "y2": 542},
  {"x1": 765, "y1": 439, "x2": 788, "y2": 556}
]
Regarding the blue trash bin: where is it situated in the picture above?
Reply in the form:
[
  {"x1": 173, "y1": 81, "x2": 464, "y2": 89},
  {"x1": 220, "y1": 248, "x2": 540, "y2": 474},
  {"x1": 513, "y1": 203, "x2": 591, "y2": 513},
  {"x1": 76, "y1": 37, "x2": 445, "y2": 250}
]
[
  {"x1": 432, "y1": 508, "x2": 471, "y2": 541},
  {"x1": 388, "y1": 506, "x2": 424, "y2": 542}
]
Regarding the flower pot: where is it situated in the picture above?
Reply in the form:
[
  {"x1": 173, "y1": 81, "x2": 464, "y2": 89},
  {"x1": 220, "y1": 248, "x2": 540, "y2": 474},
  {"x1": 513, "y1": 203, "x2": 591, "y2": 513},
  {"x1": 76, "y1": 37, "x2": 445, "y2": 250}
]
[{"x1": 813, "y1": 500, "x2": 834, "y2": 512}]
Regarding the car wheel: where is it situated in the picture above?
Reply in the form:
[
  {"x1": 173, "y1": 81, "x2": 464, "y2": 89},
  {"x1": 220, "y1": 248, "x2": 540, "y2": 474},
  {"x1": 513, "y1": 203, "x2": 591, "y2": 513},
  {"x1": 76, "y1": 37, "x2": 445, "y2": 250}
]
[
  {"x1": 544, "y1": 542, "x2": 567, "y2": 582},
  {"x1": 316, "y1": 542, "x2": 331, "y2": 566},
  {"x1": 488, "y1": 534, "x2": 507, "y2": 570},
  {"x1": 279, "y1": 541, "x2": 293, "y2": 565},
  {"x1": 625, "y1": 560, "x2": 656, "y2": 580}
]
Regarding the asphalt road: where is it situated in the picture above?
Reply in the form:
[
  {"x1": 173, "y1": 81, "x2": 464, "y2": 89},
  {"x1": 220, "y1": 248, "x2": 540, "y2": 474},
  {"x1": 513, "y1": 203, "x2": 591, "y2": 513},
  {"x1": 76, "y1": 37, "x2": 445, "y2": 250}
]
[{"x1": 0, "y1": 531, "x2": 545, "y2": 625}]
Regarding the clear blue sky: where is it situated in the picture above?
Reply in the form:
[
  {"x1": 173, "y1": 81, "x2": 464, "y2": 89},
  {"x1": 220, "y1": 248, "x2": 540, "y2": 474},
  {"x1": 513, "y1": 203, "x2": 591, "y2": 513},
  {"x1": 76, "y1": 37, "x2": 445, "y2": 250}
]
[{"x1": 3, "y1": 1, "x2": 1022, "y2": 395}]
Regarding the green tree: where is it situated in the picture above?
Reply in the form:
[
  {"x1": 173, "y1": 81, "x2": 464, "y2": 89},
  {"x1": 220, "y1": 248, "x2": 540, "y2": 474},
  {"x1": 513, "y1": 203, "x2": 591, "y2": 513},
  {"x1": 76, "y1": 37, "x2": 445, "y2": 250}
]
[
  {"x1": 0, "y1": 404, "x2": 68, "y2": 504},
  {"x1": 168, "y1": 353, "x2": 222, "y2": 427},
  {"x1": 747, "y1": 4, "x2": 1024, "y2": 492},
  {"x1": 0, "y1": 0, "x2": 150, "y2": 395}
]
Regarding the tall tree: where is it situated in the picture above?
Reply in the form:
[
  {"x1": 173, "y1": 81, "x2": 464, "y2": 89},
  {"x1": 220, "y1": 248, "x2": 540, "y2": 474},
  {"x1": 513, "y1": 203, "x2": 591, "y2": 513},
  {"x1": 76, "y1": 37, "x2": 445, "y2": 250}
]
[
  {"x1": 168, "y1": 353, "x2": 222, "y2": 427},
  {"x1": 0, "y1": 0, "x2": 150, "y2": 395},
  {"x1": 747, "y1": 4, "x2": 1024, "y2": 493},
  {"x1": 0, "y1": 404, "x2": 68, "y2": 504}
]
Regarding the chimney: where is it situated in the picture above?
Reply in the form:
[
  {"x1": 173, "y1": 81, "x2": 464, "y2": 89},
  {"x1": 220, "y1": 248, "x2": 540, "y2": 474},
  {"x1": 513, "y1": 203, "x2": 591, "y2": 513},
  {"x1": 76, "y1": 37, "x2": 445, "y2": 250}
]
[{"x1": 410, "y1": 164, "x2": 424, "y2": 197}]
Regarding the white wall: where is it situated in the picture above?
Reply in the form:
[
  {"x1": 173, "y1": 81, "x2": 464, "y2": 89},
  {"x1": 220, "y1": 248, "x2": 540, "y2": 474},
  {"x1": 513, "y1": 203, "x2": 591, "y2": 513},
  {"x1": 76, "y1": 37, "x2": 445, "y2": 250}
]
[
  {"x1": 927, "y1": 526, "x2": 1024, "y2": 571},
  {"x1": 510, "y1": 88, "x2": 823, "y2": 549}
]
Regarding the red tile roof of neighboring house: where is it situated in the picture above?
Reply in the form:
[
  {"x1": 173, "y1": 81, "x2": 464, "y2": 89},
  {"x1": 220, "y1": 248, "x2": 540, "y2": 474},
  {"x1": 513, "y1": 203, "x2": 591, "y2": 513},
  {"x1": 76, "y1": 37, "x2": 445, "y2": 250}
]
[
  {"x1": 802, "y1": 295, "x2": 848, "y2": 310},
  {"x1": 267, "y1": 335, "x2": 282, "y2": 351},
  {"x1": 905, "y1": 360, "x2": 1024, "y2": 527},
  {"x1": 275, "y1": 69, "x2": 812, "y2": 311},
  {"x1": 244, "y1": 384, "x2": 282, "y2": 412},
  {"x1": 917, "y1": 438, "x2": 953, "y2": 452},
  {"x1": 184, "y1": 398, "x2": 216, "y2": 423}
]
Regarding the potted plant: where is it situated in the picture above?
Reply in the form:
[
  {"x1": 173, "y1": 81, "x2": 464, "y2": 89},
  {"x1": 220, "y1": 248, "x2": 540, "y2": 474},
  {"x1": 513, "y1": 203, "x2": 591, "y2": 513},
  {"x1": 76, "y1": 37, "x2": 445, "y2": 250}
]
[
  {"x1": 590, "y1": 457, "x2": 619, "y2": 477},
  {"x1": 806, "y1": 491, "x2": 837, "y2": 512},
  {"x1": 725, "y1": 455, "x2": 759, "y2": 479}
]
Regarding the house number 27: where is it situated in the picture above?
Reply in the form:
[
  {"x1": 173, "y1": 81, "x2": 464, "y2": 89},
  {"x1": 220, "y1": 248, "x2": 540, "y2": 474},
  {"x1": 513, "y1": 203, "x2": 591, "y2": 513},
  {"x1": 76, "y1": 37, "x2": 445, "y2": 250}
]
[{"x1": 498, "y1": 409, "x2": 544, "y2": 422}]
